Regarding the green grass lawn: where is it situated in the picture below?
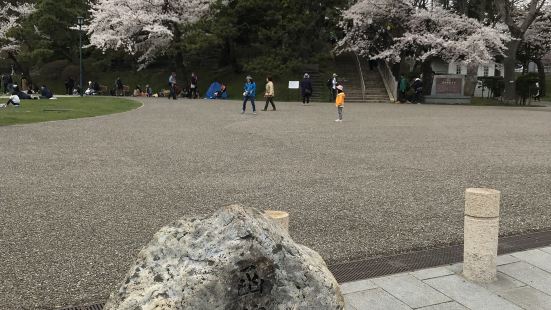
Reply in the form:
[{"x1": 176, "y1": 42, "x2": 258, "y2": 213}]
[{"x1": 0, "y1": 97, "x2": 140, "y2": 126}]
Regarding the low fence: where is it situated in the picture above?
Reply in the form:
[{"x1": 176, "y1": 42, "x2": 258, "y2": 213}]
[
  {"x1": 378, "y1": 60, "x2": 397, "y2": 102},
  {"x1": 353, "y1": 51, "x2": 367, "y2": 102}
]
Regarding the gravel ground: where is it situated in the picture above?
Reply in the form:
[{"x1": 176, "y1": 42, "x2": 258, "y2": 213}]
[{"x1": 1, "y1": 98, "x2": 551, "y2": 309}]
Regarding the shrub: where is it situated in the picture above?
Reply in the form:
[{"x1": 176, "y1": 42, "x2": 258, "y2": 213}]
[
  {"x1": 478, "y1": 76, "x2": 504, "y2": 98},
  {"x1": 515, "y1": 73, "x2": 539, "y2": 105},
  {"x1": 39, "y1": 60, "x2": 69, "y2": 80},
  {"x1": 60, "y1": 64, "x2": 80, "y2": 81}
]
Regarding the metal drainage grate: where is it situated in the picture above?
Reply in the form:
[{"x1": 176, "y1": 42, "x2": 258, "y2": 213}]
[
  {"x1": 328, "y1": 229, "x2": 551, "y2": 283},
  {"x1": 57, "y1": 230, "x2": 551, "y2": 308},
  {"x1": 57, "y1": 303, "x2": 104, "y2": 310}
]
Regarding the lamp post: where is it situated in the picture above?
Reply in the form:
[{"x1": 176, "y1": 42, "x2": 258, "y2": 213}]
[{"x1": 77, "y1": 16, "x2": 84, "y2": 97}]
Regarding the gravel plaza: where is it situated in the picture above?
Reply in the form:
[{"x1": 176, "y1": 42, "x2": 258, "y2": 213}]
[{"x1": 1, "y1": 98, "x2": 551, "y2": 308}]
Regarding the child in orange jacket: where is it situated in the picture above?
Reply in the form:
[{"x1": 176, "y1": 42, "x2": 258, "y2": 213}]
[{"x1": 335, "y1": 85, "x2": 345, "y2": 122}]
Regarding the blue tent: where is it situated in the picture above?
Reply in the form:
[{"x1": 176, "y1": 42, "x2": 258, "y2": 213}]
[{"x1": 205, "y1": 82, "x2": 228, "y2": 99}]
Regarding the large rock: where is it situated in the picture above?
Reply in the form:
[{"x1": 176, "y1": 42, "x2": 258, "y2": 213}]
[{"x1": 105, "y1": 205, "x2": 344, "y2": 310}]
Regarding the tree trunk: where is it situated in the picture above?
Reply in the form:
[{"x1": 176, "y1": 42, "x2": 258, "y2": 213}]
[
  {"x1": 495, "y1": 0, "x2": 544, "y2": 100},
  {"x1": 7, "y1": 52, "x2": 31, "y2": 84},
  {"x1": 170, "y1": 22, "x2": 185, "y2": 76},
  {"x1": 534, "y1": 58, "x2": 546, "y2": 97},
  {"x1": 502, "y1": 39, "x2": 521, "y2": 101},
  {"x1": 464, "y1": 63, "x2": 479, "y2": 97},
  {"x1": 421, "y1": 59, "x2": 434, "y2": 96},
  {"x1": 175, "y1": 51, "x2": 184, "y2": 75}
]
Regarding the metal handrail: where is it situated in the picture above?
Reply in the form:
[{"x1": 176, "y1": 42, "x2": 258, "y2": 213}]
[
  {"x1": 353, "y1": 51, "x2": 367, "y2": 102},
  {"x1": 378, "y1": 60, "x2": 397, "y2": 102}
]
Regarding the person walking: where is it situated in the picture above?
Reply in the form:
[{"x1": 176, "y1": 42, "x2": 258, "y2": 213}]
[
  {"x1": 115, "y1": 77, "x2": 124, "y2": 96},
  {"x1": 241, "y1": 76, "x2": 257, "y2": 114},
  {"x1": 190, "y1": 73, "x2": 198, "y2": 99},
  {"x1": 263, "y1": 76, "x2": 276, "y2": 111},
  {"x1": 300, "y1": 73, "x2": 313, "y2": 104},
  {"x1": 168, "y1": 72, "x2": 177, "y2": 100},
  {"x1": 335, "y1": 85, "x2": 346, "y2": 122},
  {"x1": 398, "y1": 74, "x2": 408, "y2": 103}
]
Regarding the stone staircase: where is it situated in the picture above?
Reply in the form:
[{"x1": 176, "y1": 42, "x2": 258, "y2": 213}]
[
  {"x1": 307, "y1": 71, "x2": 325, "y2": 102},
  {"x1": 300, "y1": 65, "x2": 327, "y2": 102},
  {"x1": 335, "y1": 55, "x2": 390, "y2": 104}
]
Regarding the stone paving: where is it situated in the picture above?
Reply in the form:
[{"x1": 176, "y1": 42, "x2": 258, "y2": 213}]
[
  {"x1": 342, "y1": 246, "x2": 551, "y2": 309},
  {"x1": 1, "y1": 98, "x2": 551, "y2": 308}
]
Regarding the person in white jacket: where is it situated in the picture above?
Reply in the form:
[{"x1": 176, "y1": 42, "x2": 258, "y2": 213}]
[{"x1": 6, "y1": 94, "x2": 20, "y2": 106}]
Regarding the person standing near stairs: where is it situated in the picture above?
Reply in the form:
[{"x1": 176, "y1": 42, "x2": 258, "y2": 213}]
[
  {"x1": 335, "y1": 85, "x2": 345, "y2": 122},
  {"x1": 301, "y1": 73, "x2": 313, "y2": 104},
  {"x1": 327, "y1": 73, "x2": 338, "y2": 102}
]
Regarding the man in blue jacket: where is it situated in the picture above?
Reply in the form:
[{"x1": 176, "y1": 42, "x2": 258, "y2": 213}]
[{"x1": 242, "y1": 76, "x2": 256, "y2": 114}]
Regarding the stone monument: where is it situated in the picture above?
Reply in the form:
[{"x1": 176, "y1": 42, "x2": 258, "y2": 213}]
[
  {"x1": 104, "y1": 205, "x2": 344, "y2": 310},
  {"x1": 425, "y1": 75, "x2": 471, "y2": 104}
]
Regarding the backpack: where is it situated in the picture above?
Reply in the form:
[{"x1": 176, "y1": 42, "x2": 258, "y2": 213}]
[{"x1": 326, "y1": 79, "x2": 332, "y2": 88}]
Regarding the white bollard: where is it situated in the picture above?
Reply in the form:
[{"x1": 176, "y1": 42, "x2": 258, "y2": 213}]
[
  {"x1": 264, "y1": 210, "x2": 289, "y2": 232},
  {"x1": 463, "y1": 188, "x2": 501, "y2": 283}
]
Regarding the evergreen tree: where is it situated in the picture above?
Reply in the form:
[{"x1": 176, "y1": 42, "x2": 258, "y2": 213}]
[{"x1": 17, "y1": 0, "x2": 90, "y2": 62}]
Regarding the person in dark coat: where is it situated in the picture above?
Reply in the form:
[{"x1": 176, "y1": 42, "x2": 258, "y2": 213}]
[
  {"x1": 40, "y1": 85, "x2": 53, "y2": 99},
  {"x1": 116, "y1": 77, "x2": 124, "y2": 96},
  {"x1": 16, "y1": 89, "x2": 32, "y2": 100},
  {"x1": 411, "y1": 78, "x2": 423, "y2": 104},
  {"x1": 300, "y1": 73, "x2": 313, "y2": 104},
  {"x1": 64, "y1": 77, "x2": 75, "y2": 95}
]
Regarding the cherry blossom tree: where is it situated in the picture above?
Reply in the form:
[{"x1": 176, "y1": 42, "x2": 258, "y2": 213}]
[
  {"x1": 339, "y1": 0, "x2": 510, "y2": 96},
  {"x1": 88, "y1": 0, "x2": 215, "y2": 70},
  {"x1": 495, "y1": 0, "x2": 548, "y2": 100},
  {"x1": 519, "y1": 6, "x2": 551, "y2": 96},
  {"x1": 0, "y1": 2, "x2": 35, "y2": 73}
]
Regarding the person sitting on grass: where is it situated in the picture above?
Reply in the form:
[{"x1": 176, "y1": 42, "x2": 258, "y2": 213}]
[
  {"x1": 40, "y1": 85, "x2": 53, "y2": 99},
  {"x1": 85, "y1": 81, "x2": 96, "y2": 96},
  {"x1": 6, "y1": 93, "x2": 21, "y2": 107},
  {"x1": 145, "y1": 85, "x2": 153, "y2": 97},
  {"x1": 16, "y1": 88, "x2": 33, "y2": 100}
]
